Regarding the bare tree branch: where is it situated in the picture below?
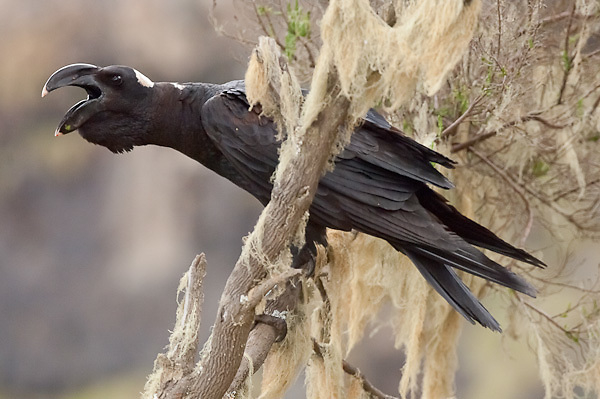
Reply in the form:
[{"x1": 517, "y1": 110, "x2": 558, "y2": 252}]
[
  {"x1": 451, "y1": 130, "x2": 498, "y2": 153},
  {"x1": 226, "y1": 276, "x2": 303, "y2": 395},
  {"x1": 193, "y1": 86, "x2": 348, "y2": 397},
  {"x1": 144, "y1": 38, "x2": 351, "y2": 398},
  {"x1": 142, "y1": 254, "x2": 207, "y2": 397},
  {"x1": 143, "y1": 255, "x2": 302, "y2": 399}
]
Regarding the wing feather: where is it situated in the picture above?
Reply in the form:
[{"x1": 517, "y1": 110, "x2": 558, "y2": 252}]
[{"x1": 199, "y1": 85, "x2": 542, "y2": 329}]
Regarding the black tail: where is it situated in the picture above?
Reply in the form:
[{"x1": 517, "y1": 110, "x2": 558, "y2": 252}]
[
  {"x1": 396, "y1": 240, "x2": 536, "y2": 331},
  {"x1": 404, "y1": 249, "x2": 502, "y2": 331},
  {"x1": 417, "y1": 187, "x2": 546, "y2": 268},
  {"x1": 409, "y1": 245, "x2": 538, "y2": 298},
  {"x1": 383, "y1": 187, "x2": 546, "y2": 330}
]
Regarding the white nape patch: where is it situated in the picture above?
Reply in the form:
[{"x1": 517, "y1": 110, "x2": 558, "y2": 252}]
[
  {"x1": 170, "y1": 82, "x2": 185, "y2": 90},
  {"x1": 134, "y1": 69, "x2": 154, "y2": 88}
]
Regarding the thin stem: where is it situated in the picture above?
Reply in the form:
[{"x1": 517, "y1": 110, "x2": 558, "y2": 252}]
[
  {"x1": 469, "y1": 148, "x2": 534, "y2": 245},
  {"x1": 522, "y1": 300, "x2": 571, "y2": 335},
  {"x1": 451, "y1": 111, "x2": 571, "y2": 153},
  {"x1": 440, "y1": 94, "x2": 484, "y2": 139},
  {"x1": 496, "y1": 0, "x2": 502, "y2": 60},
  {"x1": 557, "y1": 1, "x2": 577, "y2": 105},
  {"x1": 312, "y1": 340, "x2": 399, "y2": 399}
]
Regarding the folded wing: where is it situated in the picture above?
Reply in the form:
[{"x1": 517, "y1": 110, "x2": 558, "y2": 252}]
[{"x1": 200, "y1": 86, "x2": 544, "y2": 331}]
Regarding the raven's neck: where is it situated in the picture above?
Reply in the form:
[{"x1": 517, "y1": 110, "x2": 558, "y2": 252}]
[{"x1": 147, "y1": 82, "x2": 233, "y2": 178}]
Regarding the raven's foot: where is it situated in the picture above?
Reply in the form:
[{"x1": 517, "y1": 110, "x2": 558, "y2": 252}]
[
  {"x1": 290, "y1": 223, "x2": 328, "y2": 277},
  {"x1": 290, "y1": 244, "x2": 317, "y2": 276}
]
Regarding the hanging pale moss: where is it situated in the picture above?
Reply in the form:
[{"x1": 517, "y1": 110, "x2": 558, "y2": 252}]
[
  {"x1": 244, "y1": 0, "x2": 483, "y2": 397},
  {"x1": 245, "y1": 36, "x2": 304, "y2": 142},
  {"x1": 220, "y1": 0, "x2": 600, "y2": 397},
  {"x1": 525, "y1": 312, "x2": 600, "y2": 399},
  {"x1": 257, "y1": 254, "x2": 326, "y2": 399},
  {"x1": 320, "y1": 0, "x2": 481, "y2": 120},
  {"x1": 326, "y1": 231, "x2": 466, "y2": 399},
  {"x1": 258, "y1": 294, "x2": 317, "y2": 399},
  {"x1": 142, "y1": 256, "x2": 206, "y2": 398}
]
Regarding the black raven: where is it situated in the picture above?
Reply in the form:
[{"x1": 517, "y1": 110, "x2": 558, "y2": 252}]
[{"x1": 42, "y1": 63, "x2": 544, "y2": 331}]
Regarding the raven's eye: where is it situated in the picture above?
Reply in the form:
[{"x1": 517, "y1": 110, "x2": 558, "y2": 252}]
[{"x1": 110, "y1": 74, "x2": 123, "y2": 86}]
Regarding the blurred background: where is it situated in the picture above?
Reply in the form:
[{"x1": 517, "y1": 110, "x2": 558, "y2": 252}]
[
  {"x1": 0, "y1": 1, "x2": 596, "y2": 398},
  {"x1": 1, "y1": 0, "x2": 263, "y2": 397}
]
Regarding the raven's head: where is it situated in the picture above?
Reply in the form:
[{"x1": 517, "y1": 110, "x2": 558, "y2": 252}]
[{"x1": 42, "y1": 64, "x2": 155, "y2": 153}]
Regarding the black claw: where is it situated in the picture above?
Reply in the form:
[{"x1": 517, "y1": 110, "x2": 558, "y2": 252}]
[
  {"x1": 290, "y1": 244, "x2": 316, "y2": 276},
  {"x1": 290, "y1": 222, "x2": 328, "y2": 277}
]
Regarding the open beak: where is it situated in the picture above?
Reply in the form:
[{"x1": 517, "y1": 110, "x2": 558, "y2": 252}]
[{"x1": 42, "y1": 64, "x2": 103, "y2": 136}]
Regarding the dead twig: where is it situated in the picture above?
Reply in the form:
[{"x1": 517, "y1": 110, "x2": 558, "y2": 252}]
[
  {"x1": 312, "y1": 339, "x2": 399, "y2": 399},
  {"x1": 451, "y1": 130, "x2": 497, "y2": 153},
  {"x1": 142, "y1": 254, "x2": 207, "y2": 397},
  {"x1": 252, "y1": 0, "x2": 286, "y2": 51},
  {"x1": 557, "y1": 2, "x2": 578, "y2": 105},
  {"x1": 469, "y1": 148, "x2": 534, "y2": 245},
  {"x1": 538, "y1": 10, "x2": 596, "y2": 27},
  {"x1": 341, "y1": 359, "x2": 398, "y2": 399},
  {"x1": 440, "y1": 94, "x2": 484, "y2": 139},
  {"x1": 496, "y1": 0, "x2": 502, "y2": 60},
  {"x1": 552, "y1": 178, "x2": 600, "y2": 201},
  {"x1": 521, "y1": 299, "x2": 572, "y2": 336},
  {"x1": 451, "y1": 111, "x2": 571, "y2": 153}
]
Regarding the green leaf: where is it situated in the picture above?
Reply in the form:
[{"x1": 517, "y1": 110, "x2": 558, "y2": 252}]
[
  {"x1": 402, "y1": 119, "x2": 414, "y2": 135},
  {"x1": 284, "y1": 0, "x2": 311, "y2": 59},
  {"x1": 566, "y1": 331, "x2": 580, "y2": 344},
  {"x1": 453, "y1": 86, "x2": 470, "y2": 114},
  {"x1": 532, "y1": 159, "x2": 550, "y2": 177},
  {"x1": 576, "y1": 98, "x2": 584, "y2": 118},
  {"x1": 257, "y1": 5, "x2": 268, "y2": 16},
  {"x1": 561, "y1": 50, "x2": 572, "y2": 72},
  {"x1": 285, "y1": 32, "x2": 297, "y2": 59}
]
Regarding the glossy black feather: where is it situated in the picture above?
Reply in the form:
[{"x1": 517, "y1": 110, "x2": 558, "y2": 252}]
[
  {"x1": 403, "y1": 249, "x2": 502, "y2": 331},
  {"x1": 416, "y1": 187, "x2": 546, "y2": 267},
  {"x1": 198, "y1": 83, "x2": 544, "y2": 330}
]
